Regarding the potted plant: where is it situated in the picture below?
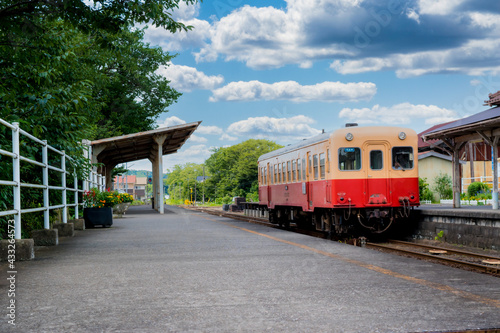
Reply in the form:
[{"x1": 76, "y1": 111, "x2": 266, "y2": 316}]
[
  {"x1": 112, "y1": 192, "x2": 134, "y2": 216},
  {"x1": 83, "y1": 188, "x2": 116, "y2": 228}
]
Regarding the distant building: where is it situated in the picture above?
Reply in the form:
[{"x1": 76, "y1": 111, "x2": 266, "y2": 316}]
[{"x1": 113, "y1": 175, "x2": 147, "y2": 201}]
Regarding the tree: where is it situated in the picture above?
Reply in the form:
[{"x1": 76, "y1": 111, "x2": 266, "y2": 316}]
[
  {"x1": 0, "y1": 0, "x2": 197, "y2": 238},
  {"x1": 204, "y1": 139, "x2": 283, "y2": 199}
]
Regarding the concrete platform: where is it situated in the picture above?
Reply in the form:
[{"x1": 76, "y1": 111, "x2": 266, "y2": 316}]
[
  {"x1": 415, "y1": 205, "x2": 500, "y2": 249},
  {"x1": 0, "y1": 205, "x2": 499, "y2": 332}
]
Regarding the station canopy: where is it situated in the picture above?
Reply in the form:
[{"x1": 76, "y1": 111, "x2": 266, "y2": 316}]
[
  {"x1": 90, "y1": 121, "x2": 201, "y2": 214},
  {"x1": 91, "y1": 121, "x2": 201, "y2": 168},
  {"x1": 422, "y1": 91, "x2": 500, "y2": 209}
]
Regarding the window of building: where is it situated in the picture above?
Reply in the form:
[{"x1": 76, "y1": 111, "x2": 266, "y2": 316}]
[
  {"x1": 392, "y1": 147, "x2": 414, "y2": 170},
  {"x1": 339, "y1": 148, "x2": 361, "y2": 171},
  {"x1": 370, "y1": 150, "x2": 383, "y2": 170},
  {"x1": 319, "y1": 153, "x2": 326, "y2": 179},
  {"x1": 313, "y1": 154, "x2": 319, "y2": 180}
]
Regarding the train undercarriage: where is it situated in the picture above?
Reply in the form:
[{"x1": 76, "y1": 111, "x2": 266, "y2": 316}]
[{"x1": 267, "y1": 205, "x2": 414, "y2": 236}]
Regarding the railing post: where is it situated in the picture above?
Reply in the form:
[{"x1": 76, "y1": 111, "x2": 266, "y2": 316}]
[
  {"x1": 12, "y1": 122, "x2": 21, "y2": 239},
  {"x1": 62, "y1": 150, "x2": 67, "y2": 223},
  {"x1": 74, "y1": 170, "x2": 79, "y2": 219},
  {"x1": 42, "y1": 140, "x2": 50, "y2": 229}
]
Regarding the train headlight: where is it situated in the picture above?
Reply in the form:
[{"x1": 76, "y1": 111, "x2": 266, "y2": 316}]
[
  {"x1": 345, "y1": 133, "x2": 353, "y2": 141},
  {"x1": 398, "y1": 132, "x2": 406, "y2": 140}
]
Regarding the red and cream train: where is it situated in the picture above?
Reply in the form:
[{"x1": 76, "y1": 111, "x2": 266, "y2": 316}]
[{"x1": 257, "y1": 125, "x2": 419, "y2": 235}]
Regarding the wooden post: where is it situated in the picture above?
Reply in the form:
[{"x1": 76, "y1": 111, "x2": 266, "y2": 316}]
[
  {"x1": 492, "y1": 139, "x2": 499, "y2": 209},
  {"x1": 453, "y1": 147, "x2": 461, "y2": 208},
  {"x1": 469, "y1": 142, "x2": 474, "y2": 182}
]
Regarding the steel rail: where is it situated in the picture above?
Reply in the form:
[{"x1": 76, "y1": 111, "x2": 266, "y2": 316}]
[
  {"x1": 387, "y1": 240, "x2": 500, "y2": 261},
  {"x1": 366, "y1": 242, "x2": 500, "y2": 274}
]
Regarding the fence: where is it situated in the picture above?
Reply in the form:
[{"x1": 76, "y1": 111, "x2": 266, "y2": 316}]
[
  {"x1": 461, "y1": 176, "x2": 493, "y2": 194},
  {"x1": 0, "y1": 118, "x2": 104, "y2": 239}
]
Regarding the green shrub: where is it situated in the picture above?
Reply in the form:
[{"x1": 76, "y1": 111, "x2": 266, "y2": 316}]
[
  {"x1": 433, "y1": 173, "x2": 453, "y2": 199},
  {"x1": 467, "y1": 182, "x2": 490, "y2": 197},
  {"x1": 419, "y1": 177, "x2": 434, "y2": 201}
]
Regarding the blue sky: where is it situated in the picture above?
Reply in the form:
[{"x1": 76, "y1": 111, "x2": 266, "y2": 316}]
[{"x1": 129, "y1": 0, "x2": 500, "y2": 172}]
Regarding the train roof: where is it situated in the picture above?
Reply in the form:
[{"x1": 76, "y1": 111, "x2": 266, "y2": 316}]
[
  {"x1": 257, "y1": 126, "x2": 417, "y2": 162},
  {"x1": 258, "y1": 131, "x2": 330, "y2": 161}
]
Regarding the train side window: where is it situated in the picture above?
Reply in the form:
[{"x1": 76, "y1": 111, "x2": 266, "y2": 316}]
[
  {"x1": 313, "y1": 154, "x2": 319, "y2": 180},
  {"x1": 392, "y1": 147, "x2": 414, "y2": 170},
  {"x1": 264, "y1": 166, "x2": 267, "y2": 185},
  {"x1": 327, "y1": 149, "x2": 331, "y2": 173},
  {"x1": 297, "y1": 159, "x2": 301, "y2": 181},
  {"x1": 308, "y1": 154, "x2": 312, "y2": 178},
  {"x1": 339, "y1": 148, "x2": 361, "y2": 171},
  {"x1": 370, "y1": 150, "x2": 383, "y2": 170},
  {"x1": 271, "y1": 165, "x2": 274, "y2": 184},
  {"x1": 287, "y1": 161, "x2": 291, "y2": 182},
  {"x1": 278, "y1": 163, "x2": 281, "y2": 183},
  {"x1": 292, "y1": 160, "x2": 296, "y2": 182},
  {"x1": 302, "y1": 158, "x2": 306, "y2": 180},
  {"x1": 282, "y1": 162, "x2": 286, "y2": 182},
  {"x1": 319, "y1": 153, "x2": 325, "y2": 179},
  {"x1": 274, "y1": 164, "x2": 277, "y2": 183}
]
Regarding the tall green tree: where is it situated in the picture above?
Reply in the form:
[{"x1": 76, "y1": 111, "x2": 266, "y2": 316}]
[
  {"x1": 0, "y1": 0, "x2": 197, "y2": 238},
  {"x1": 204, "y1": 139, "x2": 283, "y2": 199}
]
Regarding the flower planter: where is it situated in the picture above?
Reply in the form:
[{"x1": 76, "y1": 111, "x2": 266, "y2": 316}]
[
  {"x1": 113, "y1": 202, "x2": 131, "y2": 215},
  {"x1": 83, "y1": 207, "x2": 113, "y2": 228}
]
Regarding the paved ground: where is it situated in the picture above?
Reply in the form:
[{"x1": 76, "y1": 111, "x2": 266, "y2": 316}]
[{"x1": 1, "y1": 205, "x2": 500, "y2": 332}]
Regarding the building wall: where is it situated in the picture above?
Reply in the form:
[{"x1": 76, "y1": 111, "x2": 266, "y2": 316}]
[{"x1": 418, "y1": 156, "x2": 453, "y2": 200}]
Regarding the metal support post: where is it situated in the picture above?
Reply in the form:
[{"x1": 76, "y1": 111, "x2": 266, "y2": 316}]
[
  {"x1": 62, "y1": 151, "x2": 67, "y2": 223},
  {"x1": 42, "y1": 140, "x2": 50, "y2": 229},
  {"x1": 492, "y1": 143, "x2": 499, "y2": 209},
  {"x1": 12, "y1": 123, "x2": 21, "y2": 239},
  {"x1": 74, "y1": 171, "x2": 79, "y2": 219}
]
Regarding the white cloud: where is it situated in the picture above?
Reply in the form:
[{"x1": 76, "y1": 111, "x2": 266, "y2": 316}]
[
  {"x1": 189, "y1": 134, "x2": 208, "y2": 143},
  {"x1": 197, "y1": 125, "x2": 224, "y2": 135},
  {"x1": 209, "y1": 80, "x2": 376, "y2": 102},
  {"x1": 219, "y1": 133, "x2": 238, "y2": 141},
  {"x1": 194, "y1": 4, "x2": 353, "y2": 69},
  {"x1": 406, "y1": 8, "x2": 420, "y2": 24},
  {"x1": 339, "y1": 103, "x2": 459, "y2": 126},
  {"x1": 157, "y1": 0, "x2": 500, "y2": 77},
  {"x1": 157, "y1": 63, "x2": 224, "y2": 92},
  {"x1": 227, "y1": 115, "x2": 321, "y2": 142},
  {"x1": 417, "y1": 0, "x2": 466, "y2": 15},
  {"x1": 144, "y1": 17, "x2": 212, "y2": 52},
  {"x1": 470, "y1": 79, "x2": 482, "y2": 86},
  {"x1": 331, "y1": 39, "x2": 500, "y2": 77},
  {"x1": 157, "y1": 116, "x2": 186, "y2": 128}
]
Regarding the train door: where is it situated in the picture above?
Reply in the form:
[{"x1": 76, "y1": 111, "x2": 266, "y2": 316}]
[
  {"x1": 267, "y1": 162, "x2": 272, "y2": 206},
  {"x1": 306, "y1": 151, "x2": 312, "y2": 210},
  {"x1": 365, "y1": 142, "x2": 390, "y2": 205}
]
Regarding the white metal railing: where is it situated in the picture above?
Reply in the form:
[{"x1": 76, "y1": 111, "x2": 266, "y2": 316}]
[
  {"x1": 461, "y1": 176, "x2": 493, "y2": 193},
  {"x1": 0, "y1": 119, "x2": 104, "y2": 239}
]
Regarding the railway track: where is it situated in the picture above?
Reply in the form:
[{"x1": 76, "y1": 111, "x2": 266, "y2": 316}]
[
  {"x1": 366, "y1": 240, "x2": 500, "y2": 276},
  {"x1": 187, "y1": 206, "x2": 500, "y2": 276}
]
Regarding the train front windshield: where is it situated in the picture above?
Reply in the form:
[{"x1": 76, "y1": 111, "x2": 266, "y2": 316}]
[{"x1": 392, "y1": 147, "x2": 414, "y2": 170}]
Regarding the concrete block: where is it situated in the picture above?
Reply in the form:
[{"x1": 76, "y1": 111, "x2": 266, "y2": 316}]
[
  {"x1": 31, "y1": 229, "x2": 58, "y2": 246},
  {"x1": 69, "y1": 219, "x2": 85, "y2": 230},
  {"x1": 1, "y1": 239, "x2": 35, "y2": 261},
  {"x1": 53, "y1": 223, "x2": 74, "y2": 237}
]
